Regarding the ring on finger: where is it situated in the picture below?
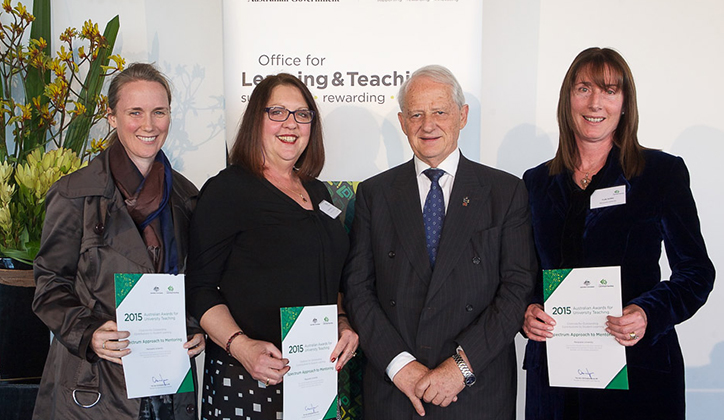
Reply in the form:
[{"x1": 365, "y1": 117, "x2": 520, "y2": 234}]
[
  {"x1": 351, "y1": 352, "x2": 357, "y2": 358},
  {"x1": 102, "y1": 341, "x2": 107, "y2": 350},
  {"x1": 629, "y1": 332, "x2": 637, "y2": 340}
]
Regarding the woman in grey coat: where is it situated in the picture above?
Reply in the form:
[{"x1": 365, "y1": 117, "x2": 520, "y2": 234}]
[{"x1": 32, "y1": 63, "x2": 205, "y2": 420}]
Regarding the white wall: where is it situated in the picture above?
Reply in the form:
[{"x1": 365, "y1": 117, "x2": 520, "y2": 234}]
[
  {"x1": 52, "y1": 0, "x2": 226, "y2": 188},
  {"x1": 54, "y1": 1, "x2": 722, "y2": 418}
]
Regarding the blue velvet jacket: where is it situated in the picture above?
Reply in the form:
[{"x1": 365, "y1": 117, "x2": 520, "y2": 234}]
[{"x1": 522, "y1": 147, "x2": 715, "y2": 420}]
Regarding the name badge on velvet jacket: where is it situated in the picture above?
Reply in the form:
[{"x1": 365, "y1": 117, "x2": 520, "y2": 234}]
[{"x1": 590, "y1": 185, "x2": 626, "y2": 209}]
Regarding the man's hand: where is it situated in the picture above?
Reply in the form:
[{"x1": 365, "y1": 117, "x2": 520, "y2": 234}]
[
  {"x1": 392, "y1": 361, "x2": 430, "y2": 416},
  {"x1": 414, "y1": 357, "x2": 465, "y2": 407}
]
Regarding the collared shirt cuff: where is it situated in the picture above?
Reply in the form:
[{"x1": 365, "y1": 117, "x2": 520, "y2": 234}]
[{"x1": 386, "y1": 352, "x2": 417, "y2": 381}]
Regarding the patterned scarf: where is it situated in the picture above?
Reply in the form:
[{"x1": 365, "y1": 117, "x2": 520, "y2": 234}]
[{"x1": 108, "y1": 140, "x2": 179, "y2": 274}]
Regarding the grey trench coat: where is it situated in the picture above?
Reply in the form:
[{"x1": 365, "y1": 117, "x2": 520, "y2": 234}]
[{"x1": 32, "y1": 149, "x2": 200, "y2": 420}]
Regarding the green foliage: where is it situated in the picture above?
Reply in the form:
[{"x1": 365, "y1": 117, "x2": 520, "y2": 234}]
[{"x1": 0, "y1": 0, "x2": 124, "y2": 262}]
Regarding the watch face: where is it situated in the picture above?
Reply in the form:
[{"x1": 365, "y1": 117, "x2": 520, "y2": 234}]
[{"x1": 465, "y1": 374, "x2": 476, "y2": 386}]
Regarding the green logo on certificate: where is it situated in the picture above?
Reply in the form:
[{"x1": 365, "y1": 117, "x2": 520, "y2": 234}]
[
  {"x1": 280, "y1": 306, "x2": 304, "y2": 342},
  {"x1": 115, "y1": 273, "x2": 143, "y2": 307}
]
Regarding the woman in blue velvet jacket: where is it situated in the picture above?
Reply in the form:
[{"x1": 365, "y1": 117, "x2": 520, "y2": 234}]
[{"x1": 522, "y1": 47, "x2": 715, "y2": 420}]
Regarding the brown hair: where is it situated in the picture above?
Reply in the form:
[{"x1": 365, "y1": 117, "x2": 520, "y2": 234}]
[
  {"x1": 228, "y1": 74, "x2": 324, "y2": 180},
  {"x1": 106, "y1": 62, "x2": 172, "y2": 144},
  {"x1": 549, "y1": 47, "x2": 645, "y2": 178}
]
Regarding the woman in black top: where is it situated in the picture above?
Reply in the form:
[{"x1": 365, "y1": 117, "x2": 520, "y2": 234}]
[{"x1": 186, "y1": 74, "x2": 358, "y2": 420}]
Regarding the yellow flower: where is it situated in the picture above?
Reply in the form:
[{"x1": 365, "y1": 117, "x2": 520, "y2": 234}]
[
  {"x1": 0, "y1": 206, "x2": 13, "y2": 236},
  {"x1": 15, "y1": 2, "x2": 28, "y2": 17},
  {"x1": 0, "y1": 161, "x2": 13, "y2": 182},
  {"x1": 14, "y1": 162, "x2": 38, "y2": 192},
  {"x1": 30, "y1": 37, "x2": 48, "y2": 51},
  {"x1": 108, "y1": 54, "x2": 126, "y2": 70},
  {"x1": 81, "y1": 20, "x2": 99, "y2": 39},
  {"x1": 56, "y1": 45, "x2": 72, "y2": 62},
  {"x1": 16, "y1": 149, "x2": 82, "y2": 200},
  {"x1": 0, "y1": 181, "x2": 15, "y2": 205},
  {"x1": 59, "y1": 27, "x2": 78, "y2": 43},
  {"x1": 19, "y1": 103, "x2": 32, "y2": 120},
  {"x1": 70, "y1": 101, "x2": 87, "y2": 117},
  {"x1": 36, "y1": 102, "x2": 52, "y2": 122},
  {"x1": 90, "y1": 137, "x2": 109, "y2": 153},
  {"x1": 44, "y1": 78, "x2": 69, "y2": 108}
]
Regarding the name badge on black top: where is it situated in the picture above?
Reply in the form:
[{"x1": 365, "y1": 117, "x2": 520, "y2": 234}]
[{"x1": 319, "y1": 200, "x2": 342, "y2": 219}]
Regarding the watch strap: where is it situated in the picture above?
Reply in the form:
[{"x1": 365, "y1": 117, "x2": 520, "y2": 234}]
[{"x1": 452, "y1": 351, "x2": 475, "y2": 387}]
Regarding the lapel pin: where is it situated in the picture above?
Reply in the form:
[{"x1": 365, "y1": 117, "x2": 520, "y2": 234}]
[{"x1": 462, "y1": 197, "x2": 469, "y2": 207}]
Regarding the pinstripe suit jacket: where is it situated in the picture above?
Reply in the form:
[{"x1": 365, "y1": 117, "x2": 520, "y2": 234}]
[{"x1": 343, "y1": 154, "x2": 537, "y2": 419}]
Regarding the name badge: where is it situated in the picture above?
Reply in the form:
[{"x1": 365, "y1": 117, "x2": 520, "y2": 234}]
[
  {"x1": 319, "y1": 200, "x2": 342, "y2": 219},
  {"x1": 590, "y1": 185, "x2": 626, "y2": 209}
]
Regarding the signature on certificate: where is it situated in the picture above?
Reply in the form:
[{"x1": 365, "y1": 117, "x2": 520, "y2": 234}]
[
  {"x1": 305, "y1": 404, "x2": 319, "y2": 414},
  {"x1": 577, "y1": 368, "x2": 595, "y2": 379},
  {"x1": 152, "y1": 373, "x2": 171, "y2": 386}
]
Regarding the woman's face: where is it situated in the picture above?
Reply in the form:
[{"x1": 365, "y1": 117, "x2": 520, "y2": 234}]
[
  {"x1": 108, "y1": 80, "x2": 170, "y2": 175},
  {"x1": 569, "y1": 65, "x2": 624, "y2": 147},
  {"x1": 261, "y1": 84, "x2": 311, "y2": 171}
]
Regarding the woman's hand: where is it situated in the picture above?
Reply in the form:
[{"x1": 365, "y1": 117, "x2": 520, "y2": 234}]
[
  {"x1": 330, "y1": 315, "x2": 359, "y2": 371},
  {"x1": 229, "y1": 335, "x2": 290, "y2": 386},
  {"x1": 184, "y1": 333, "x2": 206, "y2": 357},
  {"x1": 91, "y1": 320, "x2": 131, "y2": 365},
  {"x1": 607, "y1": 304, "x2": 648, "y2": 346},
  {"x1": 523, "y1": 303, "x2": 556, "y2": 341}
]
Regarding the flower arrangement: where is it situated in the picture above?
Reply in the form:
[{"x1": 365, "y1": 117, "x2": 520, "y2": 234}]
[{"x1": 0, "y1": 0, "x2": 124, "y2": 264}]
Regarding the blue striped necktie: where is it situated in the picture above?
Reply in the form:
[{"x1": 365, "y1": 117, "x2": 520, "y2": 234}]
[{"x1": 423, "y1": 168, "x2": 445, "y2": 268}]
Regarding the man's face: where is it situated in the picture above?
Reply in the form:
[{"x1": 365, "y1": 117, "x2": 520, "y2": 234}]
[{"x1": 398, "y1": 76, "x2": 468, "y2": 168}]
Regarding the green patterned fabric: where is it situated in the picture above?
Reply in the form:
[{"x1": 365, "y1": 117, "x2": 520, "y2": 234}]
[
  {"x1": 325, "y1": 182, "x2": 364, "y2": 420},
  {"x1": 338, "y1": 349, "x2": 365, "y2": 420}
]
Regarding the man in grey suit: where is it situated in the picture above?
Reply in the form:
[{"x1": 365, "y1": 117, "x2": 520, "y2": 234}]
[{"x1": 343, "y1": 65, "x2": 537, "y2": 419}]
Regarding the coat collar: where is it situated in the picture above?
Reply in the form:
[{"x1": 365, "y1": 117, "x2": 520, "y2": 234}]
[
  {"x1": 58, "y1": 148, "x2": 193, "y2": 271},
  {"x1": 383, "y1": 154, "x2": 492, "y2": 298},
  {"x1": 57, "y1": 148, "x2": 117, "y2": 199}
]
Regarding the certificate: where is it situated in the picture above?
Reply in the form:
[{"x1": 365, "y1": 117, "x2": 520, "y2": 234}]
[
  {"x1": 280, "y1": 304, "x2": 338, "y2": 420},
  {"x1": 115, "y1": 273, "x2": 193, "y2": 399},
  {"x1": 544, "y1": 266, "x2": 628, "y2": 389}
]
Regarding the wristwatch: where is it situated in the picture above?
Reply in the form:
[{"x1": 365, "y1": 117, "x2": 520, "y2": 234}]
[{"x1": 452, "y1": 346, "x2": 476, "y2": 387}]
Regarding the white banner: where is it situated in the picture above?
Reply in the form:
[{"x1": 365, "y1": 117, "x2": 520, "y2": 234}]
[{"x1": 222, "y1": 0, "x2": 483, "y2": 182}]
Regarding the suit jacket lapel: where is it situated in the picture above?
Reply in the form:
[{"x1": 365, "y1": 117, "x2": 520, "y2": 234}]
[
  {"x1": 385, "y1": 160, "x2": 432, "y2": 284},
  {"x1": 425, "y1": 156, "x2": 490, "y2": 303}
]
